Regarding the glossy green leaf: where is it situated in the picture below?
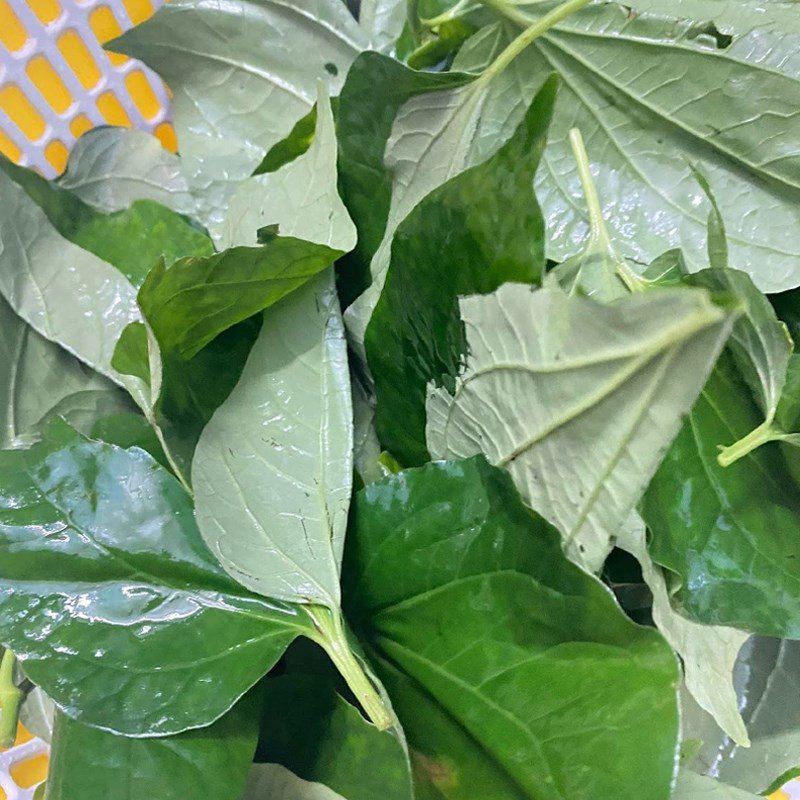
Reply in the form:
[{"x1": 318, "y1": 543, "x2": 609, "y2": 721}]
[
  {"x1": 47, "y1": 693, "x2": 260, "y2": 800},
  {"x1": 0, "y1": 421, "x2": 314, "y2": 735},
  {"x1": 343, "y1": 457, "x2": 679, "y2": 800},
  {"x1": 617, "y1": 514, "x2": 748, "y2": 745},
  {"x1": 111, "y1": 0, "x2": 367, "y2": 173},
  {"x1": 0, "y1": 156, "x2": 213, "y2": 287},
  {"x1": 335, "y1": 52, "x2": 473, "y2": 305},
  {"x1": 193, "y1": 270, "x2": 351, "y2": 608},
  {"x1": 426, "y1": 283, "x2": 733, "y2": 570},
  {"x1": 365, "y1": 76, "x2": 555, "y2": 465},
  {"x1": 642, "y1": 352, "x2": 800, "y2": 637},
  {"x1": 0, "y1": 294, "x2": 134, "y2": 449},
  {"x1": 89, "y1": 412, "x2": 169, "y2": 469},
  {"x1": 454, "y1": 3, "x2": 800, "y2": 292},
  {"x1": 212, "y1": 85, "x2": 356, "y2": 253},
  {"x1": 257, "y1": 673, "x2": 412, "y2": 800},
  {"x1": 244, "y1": 764, "x2": 346, "y2": 800}
]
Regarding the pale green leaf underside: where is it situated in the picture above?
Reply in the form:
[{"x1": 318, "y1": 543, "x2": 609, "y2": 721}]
[
  {"x1": 358, "y1": 0, "x2": 406, "y2": 52},
  {"x1": 672, "y1": 772, "x2": 760, "y2": 800},
  {"x1": 0, "y1": 295, "x2": 132, "y2": 449},
  {"x1": 243, "y1": 764, "x2": 346, "y2": 800},
  {"x1": 211, "y1": 84, "x2": 356, "y2": 252},
  {"x1": 426, "y1": 283, "x2": 733, "y2": 571},
  {"x1": 0, "y1": 169, "x2": 147, "y2": 408},
  {"x1": 193, "y1": 269, "x2": 353, "y2": 607},
  {"x1": 456, "y1": 4, "x2": 800, "y2": 292},
  {"x1": 618, "y1": 514, "x2": 748, "y2": 745},
  {"x1": 112, "y1": 0, "x2": 367, "y2": 175}
]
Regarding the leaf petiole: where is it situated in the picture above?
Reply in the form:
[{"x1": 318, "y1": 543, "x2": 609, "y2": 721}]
[
  {"x1": 305, "y1": 605, "x2": 392, "y2": 731},
  {"x1": 717, "y1": 418, "x2": 789, "y2": 467},
  {"x1": 0, "y1": 650, "x2": 23, "y2": 749}
]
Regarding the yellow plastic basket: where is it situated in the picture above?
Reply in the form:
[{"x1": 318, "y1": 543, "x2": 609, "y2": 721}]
[{"x1": 0, "y1": 0, "x2": 172, "y2": 177}]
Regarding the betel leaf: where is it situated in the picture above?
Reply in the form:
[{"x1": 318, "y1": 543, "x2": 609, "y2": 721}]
[
  {"x1": 365, "y1": 75, "x2": 556, "y2": 465},
  {"x1": 18, "y1": 686, "x2": 55, "y2": 743},
  {"x1": 454, "y1": 2, "x2": 800, "y2": 291},
  {"x1": 426, "y1": 283, "x2": 733, "y2": 571},
  {"x1": 47, "y1": 693, "x2": 260, "y2": 800},
  {"x1": 335, "y1": 52, "x2": 473, "y2": 305},
  {"x1": 244, "y1": 764, "x2": 346, "y2": 800},
  {"x1": 138, "y1": 239, "x2": 342, "y2": 362},
  {"x1": 0, "y1": 163, "x2": 142, "y2": 393},
  {"x1": 343, "y1": 457, "x2": 679, "y2": 800},
  {"x1": 358, "y1": 0, "x2": 406, "y2": 52},
  {"x1": 0, "y1": 420, "x2": 315, "y2": 735},
  {"x1": 0, "y1": 294, "x2": 134, "y2": 449},
  {"x1": 257, "y1": 673, "x2": 413, "y2": 800},
  {"x1": 252, "y1": 105, "x2": 319, "y2": 177},
  {"x1": 686, "y1": 268, "x2": 794, "y2": 465},
  {"x1": 192, "y1": 272, "x2": 392, "y2": 730},
  {"x1": 110, "y1": 0, "x2": 368, "y2": 174},
  {"x1": 0, "y1": 156, "x2": 213, "y2": 287},
  {"x1": 56, "y1": 126, "x2": 253, "y2": 233},
  {"x1": 193, "y1": 270, "x2": 351, "y2": 609},
  {"x1": 688, "y1": 638, "x2": 800, "y2": 795},
  {"x1": 90, "y1": 412, "x2": 169, "y2": 470},
  {"x1": 642, "y1": 351, "x2": 800, "y2": 638},
  {"x1": 212, "y1": 84, "x2": 356, "y2": 253},
  {"x1": 617, "y1": 514, "x2": 748, "y2": 745},
  {"x1": 672, "y1": 772, "x2": 760, "y2": 800}
]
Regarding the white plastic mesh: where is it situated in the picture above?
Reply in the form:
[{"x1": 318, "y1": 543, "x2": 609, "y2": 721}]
[
  {"x1": 0, "y1": 737, "x2": 47, "y2": 799},
  {"x1": 0, "y1": 0, "x2": 168, "y2": 176}
]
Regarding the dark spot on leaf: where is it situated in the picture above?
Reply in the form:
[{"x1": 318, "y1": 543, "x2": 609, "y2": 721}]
[
  {"x1": 686, "y1": 21, "x2": 733, "y2": 50},
  {"x1": 324, "y1": 62, "x2": 338, "y2": 76}
]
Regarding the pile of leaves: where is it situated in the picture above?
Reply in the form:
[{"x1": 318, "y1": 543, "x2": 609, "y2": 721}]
[{"x1": 1, "y1": 0, "x2": 800, "y2": 797}]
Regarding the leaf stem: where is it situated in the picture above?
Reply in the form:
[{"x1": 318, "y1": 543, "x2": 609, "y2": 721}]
[
  {"x1": 305, "y1": 606, "x2": 392, "y2": 731},
  {"x1": 717, "y1": 419, "x2": 783, "y2": 467},
  {"x1": 482, "y1": 0, "x2": 593, "y2": 78},
  {"x1": 0, "y1": 650, "x2": 23, "y2": 749}
]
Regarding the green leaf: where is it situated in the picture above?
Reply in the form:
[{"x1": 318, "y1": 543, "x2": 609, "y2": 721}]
[
  {"x1": 57, "y1": 127, "x2": 253, "y2": 232},
  {"x1": 244, "y1": 765, "x2": 346, "y2": 800},
  {"x1": 18, "y1": 687, "x2": 54, "y2": 743},
  {"x1": 0, "y1": 158, "x2": 145, "y2": 402},
  {"x1": 212, "y1": 84, "x2": 356, "y2": 253},
  {"x1": 454, "y1": 3, "x2": 800, "y2": 291},
  {"x1": 687, "y1": 268, "x2": 794, "y2": 465},
  {"x1": 252, "y1": 106, "x2": 319, "y2": 177},
  {"x1": 616, "y1": 514, "x2": 748, "y2": 745},
  {"x1": 343, "y1": 457, "x2": 680, "y2": 800},
  {"x1": 642, "y1": 351, "x2": 800, "y2": 638},
  {"x1": 0, "y1": 294, "x2": 134, "y2": 449},
  {"x1": 47, "y1": 693, "x2": 261, "y2": 800},
  {"x1": 426, "y1": 283, "x2": 733, "y2": 570},
  {"x1": 0, "y1": 421, "x2": 313, "y2": 735},
  {"x1": 257, "y1": 673, "x2": 413, "y2": 800},
  {"x1": 0, "y1": 157, "x2": 213, "y2": 287},
  {"x1": 139, "y1": 240, "x2": 341, "y2": 362},
  {"x1": 110, "y1": 0, "x2": 368, "y2": 173},
  {"x1": 89, "y1": 412, "x2": 169, "y2": 469},
  {"x1": 193, "y1": 270, "x2": 351, "y2": 608},
  {"x1": 687, "y1": 637, "x2": 800, "y2": 796},
  {"x1": 358, "y1": 0, "x2": 407, "y2": 51},
  {"x1": 672, "y1": 772, "x2": 760, "y2": 800},
  {"x1": 365, "y1": 76, "x2": 556, "y2": 465},
  {"x1": 335, "y1": 52, "x2": 473, "y2": 305}
]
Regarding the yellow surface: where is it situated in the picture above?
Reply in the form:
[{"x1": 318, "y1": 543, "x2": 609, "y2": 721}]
[
  {"x1": 0, "y1": 725, "x2": 48, "y2": 798},
  {"x1": 0, "y1": 0, "x2": 175, "y2": 176}
]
